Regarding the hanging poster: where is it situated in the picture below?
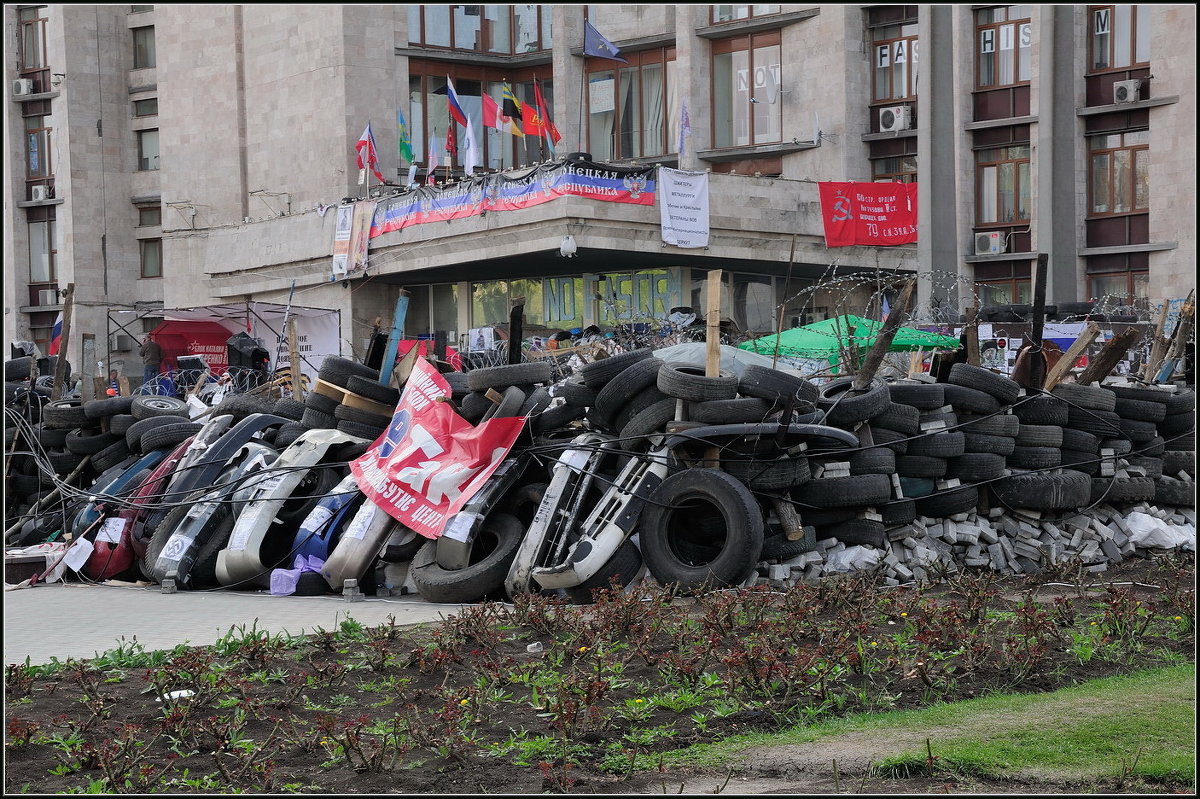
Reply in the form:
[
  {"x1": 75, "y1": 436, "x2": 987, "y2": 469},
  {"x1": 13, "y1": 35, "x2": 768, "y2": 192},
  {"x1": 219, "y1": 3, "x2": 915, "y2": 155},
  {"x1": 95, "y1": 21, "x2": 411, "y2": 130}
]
[
  {"x1": 330, "y1": 203, "x2": 353, "y2": 279},
  {"x1": 659, "y1": 167, "x2": 710, "y2": 248},
  {"x1": 347, "y1": 199, "x2": 378, "y2": 274}
]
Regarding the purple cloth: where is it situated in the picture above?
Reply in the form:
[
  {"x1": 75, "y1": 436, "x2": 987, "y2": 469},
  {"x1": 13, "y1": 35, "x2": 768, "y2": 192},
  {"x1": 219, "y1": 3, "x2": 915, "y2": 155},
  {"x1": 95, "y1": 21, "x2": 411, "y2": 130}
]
[{"x1": 269, "y1": 554, "x2": 326, "y2": 596}]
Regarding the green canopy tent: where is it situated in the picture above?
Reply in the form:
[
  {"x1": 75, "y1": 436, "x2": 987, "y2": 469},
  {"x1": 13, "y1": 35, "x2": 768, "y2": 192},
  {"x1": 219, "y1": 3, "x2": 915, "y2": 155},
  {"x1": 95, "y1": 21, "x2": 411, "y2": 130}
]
[{"x1": 739, "y1": 314, "x2": 961, "y2": 372}]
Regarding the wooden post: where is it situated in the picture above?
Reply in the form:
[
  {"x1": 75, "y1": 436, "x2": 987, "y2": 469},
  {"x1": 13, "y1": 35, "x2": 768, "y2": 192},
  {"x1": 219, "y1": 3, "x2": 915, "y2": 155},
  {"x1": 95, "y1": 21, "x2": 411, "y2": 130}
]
[
  {"x1": 705, "y1": 270, "x2": 723, "y2": 377},
  {"x1": 378, "y1": 289, "x2": 410, "y2": 387},
  {"x1": 81, "y1": 333, "x2": 97, "y2": 402},
  {"x1": 508, "y1": 300, "x2": 525, "y2": 365},
  {"x1": 117, "y1": 376, "x2": 131, "y2": 397},
  {"x1": 853, "y1": 279, "x2": 915, "y2": 390},
  {"x1": 1141, "y1": 302, "x2": 1173, "y2": 382},
  {"x1": 286, "y1": 318, "x2": 304, "y2": 401},
  {"x1": 703, "y1": 270, "x2": 724, "y2": 468},
  {"x1": 1076, "y1": 327, "x2": 1141, "y2": 385},
  {"x1": 1042, "y1": 322, "x2": 1101, "y2": 391},
  {"x1": 963, "y1": 305, "x2": 981, "y2": 367},
  {"x1": 908, "y1": 348, "x2": 924, "y2": 377},
  {"x1": 1157, "y1": 296, "x2": 1195, "y2": 382},
  {"x1": 1026, "y1": 253, "x2": 1050, "y2": 390},
  {"x1": 771, "y1": 235, "x2": 797, "y2": 370},
  {"x1": 50, "y1": 283, "x2": 74, "y2": 401},
  {"x1": 391, "y1": 344, "x2": 420, "y2": 388}
]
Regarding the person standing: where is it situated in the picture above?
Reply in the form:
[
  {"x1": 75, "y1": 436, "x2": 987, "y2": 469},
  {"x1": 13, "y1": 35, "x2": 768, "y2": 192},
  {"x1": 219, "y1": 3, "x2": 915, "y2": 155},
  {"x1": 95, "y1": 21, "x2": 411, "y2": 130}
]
[{"x1": 139, "y1": 335, "x2": 163, "y2": 388}]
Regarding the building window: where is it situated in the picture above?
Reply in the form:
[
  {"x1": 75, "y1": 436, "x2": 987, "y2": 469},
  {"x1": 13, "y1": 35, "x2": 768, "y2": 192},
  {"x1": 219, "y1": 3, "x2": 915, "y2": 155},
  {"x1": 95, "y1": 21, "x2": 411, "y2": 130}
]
[
  {"x1": 712, "y1": 33, "x2": 780, "y2": 148},
  {"x1": 18, "y1": 7, "x2": 47, "y2": 72},
  {"x1": 976, "y1": 279, "x2": 1032, "y2": 306},
  {"x1": 29, "y1": 220, "x2": 57, "y2": 284},
  {"x1": 976, "y1": 144, "x2": 1031, "y2": 223},
  {"x1": 872, "y1": 155, "x2": 917, "y2": 183},
  {"x1": 1089, "y1": 130, "x2": 1148, "y2": 215},
  {"x1": 588, "y1": 47, "x2": 677, "y2": 159},
  {"x1": 130, "y1": 5, "x2": 153, "y2": 12},
  {"x1": 1089, "y1": 5, "x2": 1150, "y2": 71},
  {"x1": 1088, "y1": 271, "x2": 1148, "y2": 306},
  {"x1": 133, "y1": 98, "x2": 158, "y2": 117},
  {"x1": 871, "y1": 21, "x2": 919, "y2": 102},
  {"x1": 140, "y1": 239, "x2": 162, "y2": 278},
  {"x1": 137, "y1": 129, "x2": 160, "y2": 171},
  {"x1": 408, "y1": 5, "x2": 551, "y2": 54},
  {"x1": 137, "y1": 204, "x2": 161, "y2": 226},
  {"x1": 976, "y1": 6, "x2": 1032, "y2": 88},
  {"x1": 711, "y1": 5, "x2": 781, "y2": 23},
  {"x1": 133, "y1": 26, "x2": 156, "y2": 68},
  {"x1": 407, "y1": 67, "x2": 556, "y2": 173},
  {"x1": 25, "y1": 116, "x2": 52, "y2": 178}
]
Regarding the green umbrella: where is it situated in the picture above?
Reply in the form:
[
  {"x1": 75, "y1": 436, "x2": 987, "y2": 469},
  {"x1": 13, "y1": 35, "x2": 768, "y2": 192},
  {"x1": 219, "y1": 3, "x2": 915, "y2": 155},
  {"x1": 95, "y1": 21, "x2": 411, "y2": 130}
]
[{"x1": 739, "y1": 314, "x2": 962, "y2": 360}]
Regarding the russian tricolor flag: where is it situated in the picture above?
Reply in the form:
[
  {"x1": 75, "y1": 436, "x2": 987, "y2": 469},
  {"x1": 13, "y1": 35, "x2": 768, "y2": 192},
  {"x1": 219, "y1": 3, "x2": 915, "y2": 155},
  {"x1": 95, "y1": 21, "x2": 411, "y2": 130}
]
[
  {"x1": 445, "y1": 77, "x2": 469, "y2": 127},
  {"x1": 48, "y1": 311, "x2": 63, "y2": 356}
]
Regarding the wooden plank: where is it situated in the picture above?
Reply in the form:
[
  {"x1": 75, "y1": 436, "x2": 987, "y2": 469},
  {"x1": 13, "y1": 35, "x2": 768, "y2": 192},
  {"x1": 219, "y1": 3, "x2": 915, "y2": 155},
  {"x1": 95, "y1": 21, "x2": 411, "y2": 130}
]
[
  {"x1": 771, "y1": 235, "x2": 797, "y2": 370},
  {"x1": 1025, "y1": 253, "x2": 1049, "y2": 389},
  {"x1": 1140, "y1": 302, "x2": 1172, "y2": 381},
  {"x1": 378, "y1": 290, "x2": 410, "y2": 387},
  {"x1": 286, "y1": 318, "x2": 304, "y2": 401},
  {"x1": 341, "y1": 390, "x2": 396, "y2": 417},
  {"x1": 853, "y1": 279, "x2": 915, "y2": 389},
  {"x1": 705, "y1": 270, "x2": 723, "y2": 378},
  {"x1": 908, "y1": 348, "x2": 924, "y2": 377},
  {"x1": 1076, "y1": 327, "x2": 1141, "y2": 385},
  {"x1": 117, "y1": 376, "x2": 132, "y2": 397},
  {"x1": 391, "y1": 344, "x2": 421, "y2": 388},
  {"x1": 1042, "y1": 322, "x2": 1101, "y2": 391},
  {"x1": 50, "y1": 283, "x2": 74, "y2": 401},
  {"x1": 963, "y1": 306, "x2": 981, "y2": 367}
]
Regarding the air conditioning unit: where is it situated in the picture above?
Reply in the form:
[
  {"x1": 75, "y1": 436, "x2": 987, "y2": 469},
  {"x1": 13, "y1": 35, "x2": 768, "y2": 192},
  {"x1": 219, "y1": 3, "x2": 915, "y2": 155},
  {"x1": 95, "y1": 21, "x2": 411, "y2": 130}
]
[
  {"x1": 1113, "y1": 79, "x2": 1141, "y2": 104},
  {"x1": 974, "y1": 231, "x2": 1007, "y2": 256},
  {"x1": 12, "y1": 79, "x2": 35, "y2": 96},
  {"x1": 31, "y1": 185, "x2": 52, "y2": 202},
  {"x1": 879, "y1": 105, "x2": 911, "y2": 133},
  {"x1": 37, "y1": 289, "x2": 59, "y2": 306},
  {"x1": 111, "y1": 334, "x2": 135, "y2": 352}
]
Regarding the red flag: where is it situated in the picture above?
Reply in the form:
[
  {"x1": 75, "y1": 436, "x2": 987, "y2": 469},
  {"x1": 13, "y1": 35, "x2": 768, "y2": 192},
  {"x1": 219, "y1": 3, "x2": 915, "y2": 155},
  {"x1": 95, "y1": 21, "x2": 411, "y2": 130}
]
[
  {"x1": 445, "y1": 123, "x2": 456, "y2": 156},
  {"x1": 817, "y1": 182, "x2": 918, "y2": 247},
  {"x1": 534, "y1": 80, "x2": 561, "y2": 145},
  {"x1": 354, "y1": 122, "x2": 386, "y2": 183},
  {"x1": 482, "y1": 94, "x2": 504, "y2": 130}
]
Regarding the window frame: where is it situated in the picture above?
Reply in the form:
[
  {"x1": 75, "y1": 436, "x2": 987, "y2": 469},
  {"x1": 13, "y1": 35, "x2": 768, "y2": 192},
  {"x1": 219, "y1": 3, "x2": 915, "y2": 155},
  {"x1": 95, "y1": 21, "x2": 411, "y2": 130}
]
[
  {"x1": 24, "y1": 114, "x2": 52, "y2": 180},
  {"x1": 1087, "y1": 270, "x2": 1148, "y2": 307},
  {"x1": 975, "y1": 6, "x2": 1033, "y2": 90},
  {"x1": 136, "y1": 204, "x2": 162, "y2": 227},
  {"x1": 1087, "y1": 4, "x2": 1150, "y2": 73},
  {"x1": 870, "y1": 24, "x2": 919, "y2": 103},
  {"x1": 132, "y1": 25, "x2": 156, "y2": 69},
  {"x1": 1087, "y1": 130, "x2": 1149, "y2": 217},
  {"x1": 710, "y1": 5, "x2": 782, "y2": 24},
  {"x1": 28, "y1": 219, "x2": 57, "y2": 285},
  {"x1": 586, "y1": 46, "x2": 677, "y2": 160},
  {"x1": 132, "y1": 98, "x2": 158, "y2": 117},
  {"x1": 975, "y1": 143, "x2": 1032, "y2": 225},
  {"x1": 976, "y1": 278, "x2": 1032, "y2": 307},
  {"x1": 408, "y1": 5, "x2": 552, "y2": 55},
  {"x1": 710, "y1": 32, "x2": 781, "y2": 149},
  {"x1": 18, "y1": 7, "x2": 48, "y2": 73},
  {"x1": 871, "y1": 155, "x2": 918, "y2": 183},
  {"x1": 139, "y1": 238, "x2": 163, "y2": 279},
  {"x1": 137, "y1": 128, "x2": 160, "y2": 171}
]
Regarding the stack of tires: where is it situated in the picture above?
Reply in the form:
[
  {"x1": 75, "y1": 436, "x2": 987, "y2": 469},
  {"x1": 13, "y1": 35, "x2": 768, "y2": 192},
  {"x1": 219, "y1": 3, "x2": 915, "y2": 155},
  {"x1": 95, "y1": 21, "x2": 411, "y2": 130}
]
[
  {"x1": 461, "y1": 360, "x2": 566, "y2": 432},
  {"x1": 1109, "y1": 384, "x2": 1197, "y2": 508}
]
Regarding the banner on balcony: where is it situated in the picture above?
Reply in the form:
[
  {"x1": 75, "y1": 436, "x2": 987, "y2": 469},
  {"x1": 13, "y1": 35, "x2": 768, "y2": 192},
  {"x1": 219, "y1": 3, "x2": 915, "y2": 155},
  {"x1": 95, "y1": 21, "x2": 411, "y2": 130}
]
[
  {"x1": 331, "y1": 199, "x2": 377, "y2": 278},
  {"x1": 349, "y1": 358, "x2": 525, "y2": 539},
  {"x1": 659, "y1": 167, "x2": 709, "y2": 248},
  {"x1": 369, "y1": 160, "x2": 656, "y2": 237},
  {"x1": 817, "y1": 182, "x2": 918, "y2": 247}
]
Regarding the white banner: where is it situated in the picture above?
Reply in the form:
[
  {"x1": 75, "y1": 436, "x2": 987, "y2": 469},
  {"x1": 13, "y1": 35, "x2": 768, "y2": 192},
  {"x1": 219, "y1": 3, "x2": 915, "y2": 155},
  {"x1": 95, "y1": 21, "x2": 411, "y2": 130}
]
[{"x1": 659, "y1": 167, "x2": 709, "y2": 249}]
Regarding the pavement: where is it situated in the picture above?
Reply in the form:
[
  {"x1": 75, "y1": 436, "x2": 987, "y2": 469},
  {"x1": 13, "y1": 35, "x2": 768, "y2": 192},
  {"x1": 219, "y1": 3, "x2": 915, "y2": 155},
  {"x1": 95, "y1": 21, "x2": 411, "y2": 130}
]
[{"x1": 3, "y1": 580, "x2": 467, "y2": 666}]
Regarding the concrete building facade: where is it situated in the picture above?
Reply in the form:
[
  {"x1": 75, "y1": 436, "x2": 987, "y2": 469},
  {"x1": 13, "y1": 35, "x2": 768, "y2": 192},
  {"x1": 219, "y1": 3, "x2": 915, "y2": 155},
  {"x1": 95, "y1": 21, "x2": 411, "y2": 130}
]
[{"x1": 4, "y1": 4, "x2": 1195, "y2": 380}]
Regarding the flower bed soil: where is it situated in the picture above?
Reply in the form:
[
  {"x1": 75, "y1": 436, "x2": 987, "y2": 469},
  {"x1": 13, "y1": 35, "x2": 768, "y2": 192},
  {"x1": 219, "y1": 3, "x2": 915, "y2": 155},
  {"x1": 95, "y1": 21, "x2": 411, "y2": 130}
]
[{"x1": 4, "y1": 552, "x2": 1194, "y2": 795}]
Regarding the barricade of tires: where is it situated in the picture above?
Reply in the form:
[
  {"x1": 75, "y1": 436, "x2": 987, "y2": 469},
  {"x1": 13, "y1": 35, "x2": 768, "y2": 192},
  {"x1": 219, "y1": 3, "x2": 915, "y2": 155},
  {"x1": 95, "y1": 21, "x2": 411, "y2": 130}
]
[{"x1": 4, "y1": 350, "x2": 1195, "y2": 604}]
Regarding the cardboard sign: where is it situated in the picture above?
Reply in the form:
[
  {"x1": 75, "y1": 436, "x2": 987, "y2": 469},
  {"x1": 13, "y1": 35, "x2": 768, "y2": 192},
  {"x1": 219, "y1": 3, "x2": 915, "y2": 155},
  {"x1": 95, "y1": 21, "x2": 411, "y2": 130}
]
[{"x1": 349, "y1": 358, "x2": 525, "y2": 539}]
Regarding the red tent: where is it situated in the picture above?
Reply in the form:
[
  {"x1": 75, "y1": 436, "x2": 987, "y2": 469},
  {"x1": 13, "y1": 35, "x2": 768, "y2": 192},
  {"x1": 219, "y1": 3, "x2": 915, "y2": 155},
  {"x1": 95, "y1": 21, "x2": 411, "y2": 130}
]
[{"x1": 149, "y1": 320, "x2": 239, "y2": 375}]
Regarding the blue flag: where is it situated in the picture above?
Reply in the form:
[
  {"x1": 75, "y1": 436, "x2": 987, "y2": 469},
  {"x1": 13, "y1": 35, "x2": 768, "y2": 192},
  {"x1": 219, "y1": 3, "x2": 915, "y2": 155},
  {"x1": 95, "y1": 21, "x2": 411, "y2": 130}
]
[{"x1": 583, "y1": 20, "x2": 628, "y2": 63}]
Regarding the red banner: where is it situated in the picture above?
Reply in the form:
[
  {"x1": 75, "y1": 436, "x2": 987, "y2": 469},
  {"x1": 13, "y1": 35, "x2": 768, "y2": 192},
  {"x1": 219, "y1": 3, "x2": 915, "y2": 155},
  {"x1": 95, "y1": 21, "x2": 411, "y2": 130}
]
[
  {"x1": 349, "y1": 358, "x2": 525, "y2": 539},
  {"x1": 817, "y1": 182, "x2": 918, "y2": 247}
]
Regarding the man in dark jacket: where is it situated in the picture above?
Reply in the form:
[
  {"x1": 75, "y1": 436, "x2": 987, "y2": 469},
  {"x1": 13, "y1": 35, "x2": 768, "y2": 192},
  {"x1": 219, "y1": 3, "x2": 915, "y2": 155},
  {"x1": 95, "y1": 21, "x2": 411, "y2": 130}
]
[{"x1": 139, "y1": 335, "x2": 163, "y2": 388}]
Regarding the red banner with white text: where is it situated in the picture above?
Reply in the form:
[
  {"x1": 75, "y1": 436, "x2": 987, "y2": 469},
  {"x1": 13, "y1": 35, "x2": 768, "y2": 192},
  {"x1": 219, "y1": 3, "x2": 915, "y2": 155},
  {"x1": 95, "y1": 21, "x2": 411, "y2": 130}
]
[
  {"x1": 817, "y1": 182, "x2": 918, "y2": 247},
  {"x1": 349, "y1": 358, "x2": 525, "y2": 538}
]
